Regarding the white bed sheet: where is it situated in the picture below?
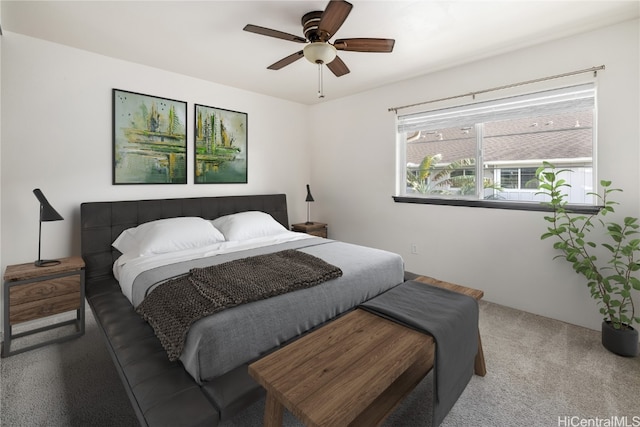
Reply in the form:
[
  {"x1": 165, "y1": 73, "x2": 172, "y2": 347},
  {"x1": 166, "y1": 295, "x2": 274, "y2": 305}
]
[{"x1": 113, "y1": 230, "x2": 314, "y2": 304}]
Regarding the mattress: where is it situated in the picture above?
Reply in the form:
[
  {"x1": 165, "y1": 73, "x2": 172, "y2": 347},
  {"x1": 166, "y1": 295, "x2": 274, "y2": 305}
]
[{"x1": 115, "y1": 234, "x2": 405, "y2": 384}]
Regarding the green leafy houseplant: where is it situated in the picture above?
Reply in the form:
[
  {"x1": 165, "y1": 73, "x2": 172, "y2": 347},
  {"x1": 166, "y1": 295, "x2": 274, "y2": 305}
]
[{"x1": 536, "y1": 162, "x2": 640, "y2": 337}]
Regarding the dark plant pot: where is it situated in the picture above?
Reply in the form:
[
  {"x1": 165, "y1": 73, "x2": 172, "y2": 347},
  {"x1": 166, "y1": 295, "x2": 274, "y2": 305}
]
[{"x1": 601, "y1": 321, "x2": 639, "y2": 357}]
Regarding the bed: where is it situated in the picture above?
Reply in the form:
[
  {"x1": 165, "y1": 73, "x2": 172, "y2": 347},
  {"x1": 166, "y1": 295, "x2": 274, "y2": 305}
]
[{"x1": 80, "y1": 194, "x2": 406, "y2": 427}]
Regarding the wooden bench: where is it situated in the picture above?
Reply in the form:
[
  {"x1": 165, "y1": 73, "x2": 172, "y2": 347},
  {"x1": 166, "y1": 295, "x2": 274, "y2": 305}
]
[{"x1": 248, "y1": 276, "x2": 485, "y2": 426}]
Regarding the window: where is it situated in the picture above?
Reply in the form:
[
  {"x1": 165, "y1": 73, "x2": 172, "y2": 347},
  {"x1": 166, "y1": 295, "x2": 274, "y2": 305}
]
[
  {"x1": 500, "y1": 169, "x2": 520, "y2": 189},
  {"x1": 396, "y1": 83, "x2": 596, "y2": 209},
  {"x1": 498, "y1": 168, "x2": 538, "y2": 189}
]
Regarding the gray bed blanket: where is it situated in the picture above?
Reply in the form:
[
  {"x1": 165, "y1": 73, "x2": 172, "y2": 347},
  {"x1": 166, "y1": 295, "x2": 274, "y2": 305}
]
[
  {"x1": 128, "y1": 238, "x2": 404, "y2": 383},
  {"x1": 136, "y1": 250, "x2": 342, "y2": 361},
  {"x1": 360, "y1": 280, "x2": 478, "y2": 427}
]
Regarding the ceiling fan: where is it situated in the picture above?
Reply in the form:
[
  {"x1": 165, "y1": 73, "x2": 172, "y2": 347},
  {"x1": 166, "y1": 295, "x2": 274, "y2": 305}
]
[{"x1": 243, "y1": 0, "x2": 395, "y2": 97}]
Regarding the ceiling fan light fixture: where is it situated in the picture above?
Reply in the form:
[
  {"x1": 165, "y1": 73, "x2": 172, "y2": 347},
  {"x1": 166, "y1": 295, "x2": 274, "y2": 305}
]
[{"x1": 303, "y1": 42, "x2": 337, "y2": 64}]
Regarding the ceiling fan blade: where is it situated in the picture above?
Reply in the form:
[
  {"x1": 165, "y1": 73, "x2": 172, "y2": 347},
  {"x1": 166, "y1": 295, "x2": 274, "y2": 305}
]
[
  {"x1": 318, "y1": 0, "x2": 353, "y2": 40},
  {"x1": 243, "y1": 24, "x2": 307, "y2": 43},
  {"x1": 334, "y1": 38, "x2": 395, "y2": 52},
  {"x1": 267, "y1": 51, "x2": 305, "y2": 70},
  {"x1": 327, "y1": 56, "x2": 350, "y2": 77}
]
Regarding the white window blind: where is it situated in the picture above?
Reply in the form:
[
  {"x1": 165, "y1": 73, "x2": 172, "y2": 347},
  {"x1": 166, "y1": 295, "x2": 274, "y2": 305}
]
[{"x1": 397, "y1": 83, "x2": 595, "y2": 133}]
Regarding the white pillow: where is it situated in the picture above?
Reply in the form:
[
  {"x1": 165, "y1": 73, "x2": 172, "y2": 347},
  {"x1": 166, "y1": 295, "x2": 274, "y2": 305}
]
[
  {"x1": 111, "y1": 229, "x2": 139, "y2": 255},
  {"x1": 112, "y1": 217, "x2": 225, "y2": 256},
  {"x1": 211, "y1": 211, "x2": 287, "y2": 241}
]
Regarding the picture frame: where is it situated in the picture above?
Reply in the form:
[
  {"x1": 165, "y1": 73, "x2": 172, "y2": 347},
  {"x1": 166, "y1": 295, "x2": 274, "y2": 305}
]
[
  {"x1": 194, "y1": 104, "x2": 247, "y2": 184},
  {"x1": 113, "y1": 89, "x2": 187, "y2": 184}
]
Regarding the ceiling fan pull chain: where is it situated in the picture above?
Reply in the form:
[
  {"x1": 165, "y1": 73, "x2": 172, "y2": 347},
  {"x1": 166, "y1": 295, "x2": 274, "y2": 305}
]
[{"x1": 318, "y1": 63, "x2": 325, "y2": 98}]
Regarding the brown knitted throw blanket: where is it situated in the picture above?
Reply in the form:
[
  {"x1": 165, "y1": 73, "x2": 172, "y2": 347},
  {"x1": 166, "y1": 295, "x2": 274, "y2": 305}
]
[{"x1": 136, "y1": 249, "x2": 343, "y2": 361}]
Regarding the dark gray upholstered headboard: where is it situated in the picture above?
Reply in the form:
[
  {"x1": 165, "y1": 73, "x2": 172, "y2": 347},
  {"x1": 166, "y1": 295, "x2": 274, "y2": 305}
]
[{"x1": 80, "y1": 194, "x2": 288, "y2": 283}]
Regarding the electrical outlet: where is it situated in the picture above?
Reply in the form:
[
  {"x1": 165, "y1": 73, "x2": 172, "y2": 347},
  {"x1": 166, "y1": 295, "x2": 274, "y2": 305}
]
[{"x1": 411, "y1": 243, "x2": 418, "y2": 254}]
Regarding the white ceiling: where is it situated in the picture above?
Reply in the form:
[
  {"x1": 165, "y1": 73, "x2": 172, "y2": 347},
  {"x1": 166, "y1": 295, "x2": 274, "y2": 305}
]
[{"x1": 2, "y1": 1, "x2": 638, "y2": 105}]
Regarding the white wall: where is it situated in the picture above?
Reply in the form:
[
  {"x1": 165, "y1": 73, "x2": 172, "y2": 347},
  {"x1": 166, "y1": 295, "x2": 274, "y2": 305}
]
[
  {"x1": 0, "y1": 33, "x2": 311, "y2": 272},
  {"x1": 309, "y1": 19, "x2": 640, "y2": 332}
]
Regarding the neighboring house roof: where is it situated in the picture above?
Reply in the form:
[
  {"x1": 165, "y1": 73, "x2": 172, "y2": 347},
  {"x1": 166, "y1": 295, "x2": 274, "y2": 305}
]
[{"x1": 406, "y1": 110, "x2": 593, "y2": 166}]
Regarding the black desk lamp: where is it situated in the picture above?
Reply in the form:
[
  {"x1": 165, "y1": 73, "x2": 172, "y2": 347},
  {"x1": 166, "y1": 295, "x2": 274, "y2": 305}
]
[
  {"x1": 33, "y1": 188, "x2": 63, "y2": 267},
  {"x1": 305, "y1": 184, "x2": 314, "y2": 225}
]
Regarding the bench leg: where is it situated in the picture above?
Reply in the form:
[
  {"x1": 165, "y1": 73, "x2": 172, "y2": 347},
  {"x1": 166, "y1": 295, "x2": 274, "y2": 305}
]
[
  {"x1": 474, "y1": 330, "x2": 487, "y2": 376},
  {"x1": 264, "y1": 392, "x2": 284, "y2": 427}
]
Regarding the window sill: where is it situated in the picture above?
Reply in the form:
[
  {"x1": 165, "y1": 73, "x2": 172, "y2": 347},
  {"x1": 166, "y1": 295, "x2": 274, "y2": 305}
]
[{"x1": 392, "y1": 196, "x2": 601, "y2": 214}]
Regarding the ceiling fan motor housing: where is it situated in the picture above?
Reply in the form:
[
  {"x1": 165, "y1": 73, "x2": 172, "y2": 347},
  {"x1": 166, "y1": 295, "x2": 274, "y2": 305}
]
[{"x1": 302, "y1": 11, "x2": 326, "y2": 42}]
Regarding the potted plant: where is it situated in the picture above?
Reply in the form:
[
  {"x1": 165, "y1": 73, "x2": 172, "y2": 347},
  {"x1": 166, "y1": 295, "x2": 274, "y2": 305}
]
[{"x1": 536, "y1": 161, "x2": 640, "y2": 357}]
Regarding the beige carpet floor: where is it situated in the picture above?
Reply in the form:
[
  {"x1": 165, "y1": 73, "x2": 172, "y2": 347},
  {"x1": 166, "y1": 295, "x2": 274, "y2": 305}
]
[{"x1": 2, "y1": 301, "x2": 639, "y2": 427}]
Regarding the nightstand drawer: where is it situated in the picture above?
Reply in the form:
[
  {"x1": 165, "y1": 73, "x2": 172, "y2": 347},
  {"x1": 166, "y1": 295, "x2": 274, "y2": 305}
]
[
  {"x1": 9, "y1": 275, "x2": 81, "y2": 306},
  {"x1": 9, "y1": 291, "x2": 81, "y2": 325}
]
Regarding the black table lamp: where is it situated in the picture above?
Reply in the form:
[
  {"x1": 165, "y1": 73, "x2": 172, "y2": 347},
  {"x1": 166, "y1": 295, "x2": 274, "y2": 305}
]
[
  {"x1": 305, "y1": 184, "x2": 314, "y2": 225},
  {"x1": 33, "y1": 188, "x2": 63, "y2": 267}
]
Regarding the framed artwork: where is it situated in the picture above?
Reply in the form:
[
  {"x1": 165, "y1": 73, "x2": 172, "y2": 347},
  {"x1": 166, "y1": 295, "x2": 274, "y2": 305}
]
[
  {"x1": 194, "y1": 104, "x2": 247, "y2": 184},
  {"x1": 113, "y1": 89, "x2": 187, "y2": 184}
]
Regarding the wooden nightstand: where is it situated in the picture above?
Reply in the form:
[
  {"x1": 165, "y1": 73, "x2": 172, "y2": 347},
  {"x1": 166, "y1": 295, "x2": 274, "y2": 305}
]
[
  {"x1": 291, "y1": 222, "x2": 328, "y2": 238},
  {"x1": 2, "y1": 256, "x2": 85, "y2": 357}
]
